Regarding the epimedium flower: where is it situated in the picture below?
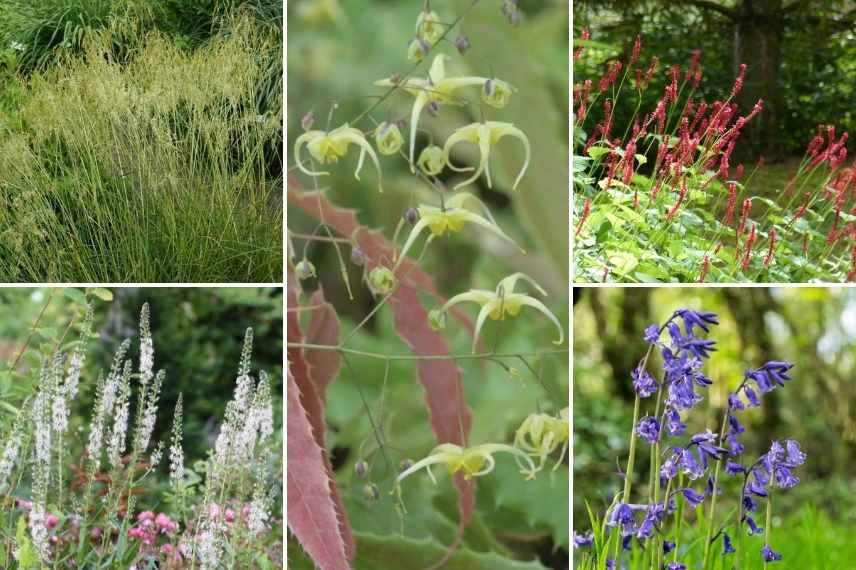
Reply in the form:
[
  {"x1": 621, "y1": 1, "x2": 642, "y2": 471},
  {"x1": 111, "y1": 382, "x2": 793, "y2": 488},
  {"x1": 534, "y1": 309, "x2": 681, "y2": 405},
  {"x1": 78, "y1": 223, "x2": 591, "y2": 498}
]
[
  {"x1": 394, "y1": 192, "x2": 519, "y2": 271},
  {"x1": 375, "y1": 55, "x2": 515, "y2": 166},
  {"x1": 396, "y1": 442, "x2": 537, "y2": 485},
  {"x1": 443, "y1": 121, "x2": 530, "y2": 190},
  {"x1": 415, "y1": 10, "x2": 444, "y2": 44},
  {"x1": 374, "y1": 121, "x2": 405, "y2": 155},
  {"x1": 293, "y1": 123, "x2": 383, "y2": 191},
  {"x1": 430, "y1": 272, "x2": 564, "y2": 352},
  {"x1": 481, "y1": 78, "x2": 516, "y2": 108},
  {"x1": 513, "y1": 408, "x2": 569, "y2": 472},
  {"x1": 417, "y1": 145, "x2": 445, "y2": 176}
]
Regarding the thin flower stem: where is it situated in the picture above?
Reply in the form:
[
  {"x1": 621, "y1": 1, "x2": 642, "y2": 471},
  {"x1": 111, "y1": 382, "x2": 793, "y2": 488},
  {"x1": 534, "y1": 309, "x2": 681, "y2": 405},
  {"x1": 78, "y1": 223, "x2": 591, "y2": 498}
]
[
  {"x1": 673, "y1": 473, "x2": 685, "y2": 563},
  {"x1": 288, "y1": 231, "x2": 351, "y2": 244},
  {"x1": 764, "y1": 491, "x2": 773, "y2": 570},
  {"x1": 702, "y1": 410, "x2": 730, "y2": 569},
  {"x1": 287, "y1": 342, "x2": 566, "y2": 362}
]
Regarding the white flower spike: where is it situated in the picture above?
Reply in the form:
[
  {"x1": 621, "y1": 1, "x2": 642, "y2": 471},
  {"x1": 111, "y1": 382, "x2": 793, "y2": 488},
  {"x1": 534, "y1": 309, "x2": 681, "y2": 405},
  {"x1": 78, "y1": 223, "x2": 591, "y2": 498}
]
[
  {"x1": 394, "y1": 192, "x2": 520, "y2": 271},
  {"x1": 293, "y1": 123, "x2": 383, "y2": 191},
  {"x1": 437, "y1": 273, "x2": 564, "y2": 352},
  {"x1": 396, "y1": 442, "x2": 537, "y2": 485},
  {"x1": 444, "y1": 121, "x2": 530, "y2": 191},
  {"x1": 375, "y1": 55, "x2": 515, "y2": 168}
]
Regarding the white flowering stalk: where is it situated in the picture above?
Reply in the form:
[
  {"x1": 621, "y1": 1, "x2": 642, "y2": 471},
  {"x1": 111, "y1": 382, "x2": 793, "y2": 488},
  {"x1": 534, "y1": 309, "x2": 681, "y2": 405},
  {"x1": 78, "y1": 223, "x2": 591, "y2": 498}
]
[
  {"x1": 32, "y1": 364, "x2": 53, "y2": 473},
  {"x1": 138, "y1": 303, "x2": 154, "y2": 387},
  {"x1": 197, "y1": 519, "x2": 226, "y2": 570},
  {"x1": 87, "y1": 339, "x2": 131, "y2": 467},
  {"x1": 254, "y1": 371, "x2": 274, "y2": 443},
  {"x1": 247, "y1": 479, "x2": 270, "y2": 537},
  {"x1": 169, "y1": 393, "x2": 185, "y2": 490},
  {"x1": 64, "y1": 305, "x2": 94, "y2": 402},
  {"x1": 134, "y1": 369, "x2": 164, "y2": 454},
  {"x1": 0, "y1": 413, "x2": 25, "y2": 489},
  {"x1": 49, "y1": 353, "x2": 68, "y2": 435},
  {"x1": 28, "y1": 503, "x2": 51, "y2": 563},
  {"x1": 107, "y1": 361, "x2": 133, "y2": 470}
]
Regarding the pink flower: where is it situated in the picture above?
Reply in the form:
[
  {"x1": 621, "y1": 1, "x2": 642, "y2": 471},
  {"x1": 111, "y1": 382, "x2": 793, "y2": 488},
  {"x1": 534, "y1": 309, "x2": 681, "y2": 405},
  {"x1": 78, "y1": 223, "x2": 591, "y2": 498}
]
[
  {"x1": 45, "y1": 514, "x2": 60, "y2": 529},
  {"x1": 225, "y1": 509, "x2": 236, "y2": 523},
  {"x1": 90, "y1": 527, "x2": 102, "y2": 540},
  {"x1": 16, "y1": 499, "x2": 33, "y2": 510},
  {"x1": 155, "y1": 513, "x2": 172, "y2": 531},
  {"x1": 49, "y1": 535, "x2": 59, "y2": 544},
  {"x1": 137, "y1": 511, "x2": 155, "y2": 522},
  {"x1": 161, "y1": 544, "x2": 174, "y2": 555},
  {"x1": 208, "y1": 504, "x2": 221, "y2": 519}
]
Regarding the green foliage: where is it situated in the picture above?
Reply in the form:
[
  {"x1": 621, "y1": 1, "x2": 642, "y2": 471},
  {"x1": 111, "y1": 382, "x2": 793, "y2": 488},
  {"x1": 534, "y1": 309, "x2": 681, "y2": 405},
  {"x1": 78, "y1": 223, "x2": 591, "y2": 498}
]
[{"x1": 0, "y1": 14, "x2": 283, "y2": 282}]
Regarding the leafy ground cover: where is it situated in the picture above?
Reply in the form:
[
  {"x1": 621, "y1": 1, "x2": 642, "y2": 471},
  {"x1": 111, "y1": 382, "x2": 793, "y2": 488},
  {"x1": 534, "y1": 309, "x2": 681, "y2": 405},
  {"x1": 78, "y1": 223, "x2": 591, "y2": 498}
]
[{"x1": 573, "y1": 33, "x2": 855, "y2": 283}]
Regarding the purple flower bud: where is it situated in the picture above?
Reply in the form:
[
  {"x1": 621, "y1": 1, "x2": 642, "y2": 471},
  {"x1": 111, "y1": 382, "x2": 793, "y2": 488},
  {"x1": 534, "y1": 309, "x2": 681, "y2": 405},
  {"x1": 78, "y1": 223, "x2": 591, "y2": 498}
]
[
  {"x1": 745, "y1": 515, "x2": 764, "y2": 535},
  {"x1": 663, "y1": 540, "x2": 675, "y2": 554},
  {"x1": 680, "y1": 487, "x2": 705, "y2": 508},
  {"x1": 666, "y1": 563, "x2": 686, "y2": 570},
  {"x1": 350, "y1": 247, "x2": 365, "y2": 266},
  {"x1": 644, "y1": 324, "x2": 660, "y2": 344},
  {"x1": 727, "y1": 392, "x2": 745, "y2": 411},
  {"x1": 427, "y1": 100, "x2": 440, "y2": 117},
  {"x1": 403, "y1": 207, "x2": 420, "y2": 224},
  {"x1": 355, "y1": 460, "x2": 368, "y2": 478},
  {"x1": 723, "y1": 532, "x2": 735, "y2": 554},
  {"x1": 301, "y1": 110, "x2": 314, "y2": 131},
  {"x1": 362, "y1": 483, "x2": 380, "y2": 501},
  {"x1": 455, "y1": 35, "x2": 471, "y2": 55},
  {"x1": 665, "y1": 408, "x2": 686, "y2": 437},
  {"x1": 725, "y1": 461, "x2": 745, "y2": 475}
]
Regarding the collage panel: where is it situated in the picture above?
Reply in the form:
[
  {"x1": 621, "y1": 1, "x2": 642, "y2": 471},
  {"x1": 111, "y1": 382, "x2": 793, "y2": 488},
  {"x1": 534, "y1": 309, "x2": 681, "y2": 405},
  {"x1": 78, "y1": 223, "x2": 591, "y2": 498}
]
[
  {"x1": 0, "y1": 2, "x2": 283, "y2": 283},
  {"x1": 573, "y1": 2, "x2": 856, "y2": 283},
  {"x1": 0, "y1": 286, "x2": 284, "y2": 567},
  {"x1": 573, "y1": 286, "x2": 856, "y2": 568},
  {"x1": 287, "y1": 1, "x2": 570, "y2": 569}
]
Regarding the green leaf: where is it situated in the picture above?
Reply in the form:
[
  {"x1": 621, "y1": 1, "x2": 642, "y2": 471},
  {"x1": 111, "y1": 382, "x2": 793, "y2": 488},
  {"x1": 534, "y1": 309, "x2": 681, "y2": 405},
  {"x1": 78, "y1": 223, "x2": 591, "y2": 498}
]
[{"x1": 62, "y1": 287, "x2": 88, "y2": 305}]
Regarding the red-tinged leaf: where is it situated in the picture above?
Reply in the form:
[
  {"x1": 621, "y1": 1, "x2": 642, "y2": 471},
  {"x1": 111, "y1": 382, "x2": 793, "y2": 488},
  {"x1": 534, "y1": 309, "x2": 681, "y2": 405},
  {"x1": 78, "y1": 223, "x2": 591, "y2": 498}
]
[
  {"x1": 305, "y1": 289, "x2": 341, "y2": 395},
  {"x1": 286, "y1": 182, "x2": 474, "y2": 332},
  {"x1": 287, "y1": 367, "x2": 351, "y2": 570},
  {"x1": 288, "y1": 180, "x2": 476, "y2": 563},
  {"x1": 287, "y1": 279, "x2": 356, "y2": 560}
]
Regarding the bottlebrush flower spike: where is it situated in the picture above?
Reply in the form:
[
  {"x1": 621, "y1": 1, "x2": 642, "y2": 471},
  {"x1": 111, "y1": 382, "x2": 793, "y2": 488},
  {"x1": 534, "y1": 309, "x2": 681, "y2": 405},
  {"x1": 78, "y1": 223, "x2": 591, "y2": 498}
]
[
  {"x1": 764, "y1": 228, "x2": 777, "y2": 267},
  {"x1": 741, "y1": 223, "x2": 756, "y2": 270},
  {"x1": 433, "y1": 272, "x2": 564, "y2": 352},
  {"x1": 396, "y1": 442, "x2": 537, "y2": 485},
  {"x1": 375, "y1": 55, "x2": 515, "y2": 167},
  {"x1": 294, "y1": 123, "x2": 383, "y2": 191},
  {"x1": 575, "y1": 198, "x2": 591, "y2": 237},
  {"x1": 443, "y1": 121, "x2": 530, "y2": 190},
  {"x1": 699, "y1": 255, "x2": 711, "y2": 283},
  {"x1": 394, "y1": 192, "x2": 520, "y2": 270},
  {"x1": 731, "y1": 63, "x2": 747, "y2": 98}
]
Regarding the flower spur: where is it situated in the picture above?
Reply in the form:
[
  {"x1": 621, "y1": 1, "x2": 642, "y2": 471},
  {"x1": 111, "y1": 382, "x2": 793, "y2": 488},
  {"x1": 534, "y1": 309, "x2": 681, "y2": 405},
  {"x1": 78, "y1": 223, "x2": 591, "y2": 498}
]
[
  {"x1": 375, "y1": 54, "x2": 515, "y2": 168},
  {"x1": 514, "y1": 407, "x2": 569, "y2": 472},
  {"x1": 443, "y1": 121, "x2": 530, "y2": 190},
  {"x1": 394, "y1": 192, "x2": 520, "y2": 270},
  {"x1": 293, "y1": 123, "x2": 383, "y2": 191},
  {"x1": 432, "y1": 272, "x2": 564, "y2": 352},
  {"x1": 396, "y1": 442, "x2": 537, "y2": 486}
]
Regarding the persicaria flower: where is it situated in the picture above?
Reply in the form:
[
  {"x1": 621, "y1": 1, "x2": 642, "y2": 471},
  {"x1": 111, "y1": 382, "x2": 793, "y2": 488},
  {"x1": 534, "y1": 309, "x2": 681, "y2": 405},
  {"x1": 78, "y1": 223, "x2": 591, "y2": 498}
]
[{"x1": 731, "y1": 63, "x2": 747, "y2": 97}]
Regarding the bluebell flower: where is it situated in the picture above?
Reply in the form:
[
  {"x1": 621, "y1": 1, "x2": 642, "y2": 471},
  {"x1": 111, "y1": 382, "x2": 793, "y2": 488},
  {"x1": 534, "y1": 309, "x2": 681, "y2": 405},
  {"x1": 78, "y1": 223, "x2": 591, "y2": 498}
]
[
  {"x1": 762, "y1": 544, "x2": 783, "y2": 561},
  {"x1": 636, "y1": 503, "x2": 666, "y2": 540},
  {"x1": 667, "y1": 375, "x2": 703, "y2": 410},
  {"x1": 605, "y1": 559, "x2": 615, "y2": 570},
  {"x1": 644, "y1": 323, "x2": 661, "y2": 344},
  {"x1": 663, "y1": 540, "x2": 675, "y2": 554},
  {"x1": 742, "y1": 384, "x2": 761, "y2": 407},
  {"x1": 572, "y1": 531, "x2": 593, "y2": 549},
  {"x1": 666, "y1": 562, "x2": 687, "y2": 570},
  {"x1": 726, "y1": 431, "x2": 744, "y2": 456},
  {"x1": 665, "y1": 408, "x2": 686, "y2": 437},
  {"x1": 690, "y1": 430, "x2": 727, "y2": 462},
  {"x1": 636, "y1": 416, "x2": 661, "y2": 444},
  {"x1": 786, "y1": 439, "x2": 807, "y2": 465},
  {"x1": 674, "y1": 309, "x2": 719, "y2": 335},
  {"x1": 725, "y1": 460, "x2": 745, "y2": 475},
  {"x1": 606, "y1": 503, "x2": 640, "y2": 537},
  {"x1": 723, "y1": 532, "x2": 735, "y2": 554},
  {"x1": 742, "y1": 494, "x2": 757, "y2": 513},
  {"x1": 745, "y1": 361, "x2": 794, "y2": 394},
  {"x1": 745, "y1": 515, "x2": 763, "y2": 535},
  {"x1": 727, "y1": 392, "x2": 745, "y2": 411},
  {"x1": 746, "y1": 475, "x2": 768, "y2": 498},
  {"x1": 679, "y1": 487, "x2": 705, "y2": 508},
  {"x1": 681, "y1": 338, "x2": 717, "y2": 360},
  {"x1": 673, "y1": 447, "x2": 705, "y2": 480},
  {"x1": 727, "y1": 414, "x2": 745, "y2": 435},
  {"x1": 660, "y1": 453, "x2": 679, "y2": 481},
  {"x1": 621, "y1": 534, "x2": 633, "y2": 551},
  {"x1": 632, "y1": 367, "x2": 659, "y2": 398}
]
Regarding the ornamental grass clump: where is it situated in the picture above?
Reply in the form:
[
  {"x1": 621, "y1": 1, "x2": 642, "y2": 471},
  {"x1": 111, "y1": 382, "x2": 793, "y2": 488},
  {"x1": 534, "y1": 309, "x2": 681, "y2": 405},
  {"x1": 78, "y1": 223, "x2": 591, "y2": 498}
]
[
  {"x1": 574, "y1": 308, "x2": 806, "y2": 570},
  {"x1": 573, "y1": 32, "x2": 855, "y2": 283},
  {"x1": 0, "y1": 302, "x2": 281, "y2": 568}
]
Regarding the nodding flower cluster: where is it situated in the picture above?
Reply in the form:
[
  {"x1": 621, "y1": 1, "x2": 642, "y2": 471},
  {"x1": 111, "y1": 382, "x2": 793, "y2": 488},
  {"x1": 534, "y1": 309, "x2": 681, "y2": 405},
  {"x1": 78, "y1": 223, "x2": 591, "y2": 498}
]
[{"x1": 575, "y1": 308, "x2": 806, "y2": 568}]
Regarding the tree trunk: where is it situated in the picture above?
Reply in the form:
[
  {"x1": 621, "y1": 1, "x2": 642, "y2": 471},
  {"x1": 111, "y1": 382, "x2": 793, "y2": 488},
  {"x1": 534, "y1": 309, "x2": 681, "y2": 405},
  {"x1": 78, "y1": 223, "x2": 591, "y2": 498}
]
[{"x1": 733, "y1": 0, "x2": 786, "y2": 159}]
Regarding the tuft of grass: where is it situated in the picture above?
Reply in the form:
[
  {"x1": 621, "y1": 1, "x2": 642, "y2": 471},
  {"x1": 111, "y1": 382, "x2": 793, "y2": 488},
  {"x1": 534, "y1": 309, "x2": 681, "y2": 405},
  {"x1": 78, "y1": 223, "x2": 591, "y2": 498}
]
[{"x1": 0, "y1": 14, "x2": 283, "y2": 282}]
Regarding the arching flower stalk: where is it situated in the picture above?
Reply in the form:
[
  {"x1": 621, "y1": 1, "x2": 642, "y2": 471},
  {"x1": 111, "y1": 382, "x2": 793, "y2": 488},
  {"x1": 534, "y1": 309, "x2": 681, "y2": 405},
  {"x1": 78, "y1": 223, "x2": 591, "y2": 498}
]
[
  {"x1": 430, "y1": 272, "x2": 564, "y2": 352},
  {"x1": 394, "y1": 192, "x2": 520, "y2": 271},
  {"x1": 514, "y1": 407, "x2": 570, "y2": 472},
  {"x1": 375, "y1": 55, "x2": 515, "y2": 167},
  {"x1": 293, "y1": 124, "x2": 383, "y2": 191},
  {"x1": 444, "y1": 121, "x2": 530, "y2": 190}
]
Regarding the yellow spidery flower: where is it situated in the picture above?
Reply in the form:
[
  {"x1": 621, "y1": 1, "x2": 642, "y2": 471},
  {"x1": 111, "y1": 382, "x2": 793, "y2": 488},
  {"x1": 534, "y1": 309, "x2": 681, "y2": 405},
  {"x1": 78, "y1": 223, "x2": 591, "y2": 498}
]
[
  {"x1": 293, "y1": 123, "x2": 383, "y2": 191},
  {"x1": 443, "y1": 121, "x2": 530, "y2": 191},
  {"x1": 433, "y1": 273, "x2": 564, "y2": 352},
  {"x1": 514, "y1": 408, "x2": 569, "y2": 472},
  {"x1": 396, "y1": 442, "x2": 537, "y2": 485},
  {"x1": 375, "y1": 55, "x2": 515, "y2": 168}
]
